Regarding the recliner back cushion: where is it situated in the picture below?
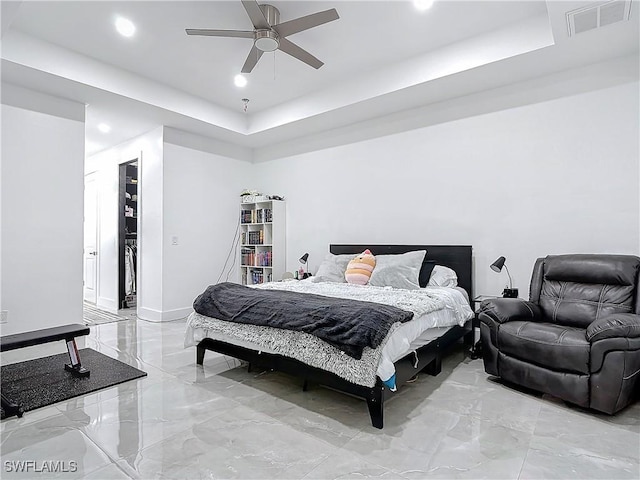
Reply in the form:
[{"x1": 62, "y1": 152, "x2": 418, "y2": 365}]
[{"x1": 538, "y1": 255, "x2": 640, "y2": 329}]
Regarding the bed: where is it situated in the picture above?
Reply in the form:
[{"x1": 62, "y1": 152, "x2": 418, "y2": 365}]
[{"x1": 185, "y1": 244, "x2": 474, "y2": 429}]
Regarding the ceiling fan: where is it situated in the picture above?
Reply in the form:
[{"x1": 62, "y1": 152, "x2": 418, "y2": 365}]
[{"x1": 186, "y1": 0, "x2": 339, "y2": 73}]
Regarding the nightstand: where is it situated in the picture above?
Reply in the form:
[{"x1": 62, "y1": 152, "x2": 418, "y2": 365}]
[{"x1": 469, "y1": 295, "x2": 499, "y2": 359}]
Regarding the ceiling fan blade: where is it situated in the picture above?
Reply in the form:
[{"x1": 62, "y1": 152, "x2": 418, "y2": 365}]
[
  {"x1": 277, "y1": 37, "x2": 323, "y2": 69},
  {"x1": 241, "y1": 45, "x2": 264, "y2": 73},
  {"x1": 241, "y1": 0, "x2": 270, "y2": 29},
  {"x1": 273, "y1": 9, "x2": 339, "y2": 37},
  {"x1": 186, "y1": 29, "x2": 255, "y2": 38}
]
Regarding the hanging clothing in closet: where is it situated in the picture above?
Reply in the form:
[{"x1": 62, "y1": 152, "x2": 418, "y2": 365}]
[{"x1": 125, "y1": 242, "x2": 137, "y2": 295}]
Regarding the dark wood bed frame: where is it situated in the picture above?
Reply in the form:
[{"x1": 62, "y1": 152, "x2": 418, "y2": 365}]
[{"x1": 196, "y1": 244, "x2": 473, "y2": 429}]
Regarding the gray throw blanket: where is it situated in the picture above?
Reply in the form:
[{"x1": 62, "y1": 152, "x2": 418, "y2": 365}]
[{"x1": 193, "y1": 282, "x2": 414, "y2": 359}]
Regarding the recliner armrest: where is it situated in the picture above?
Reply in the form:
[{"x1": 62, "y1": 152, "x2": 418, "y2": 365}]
[
  {"x1": 586, "y1": 314, "x2": 640, "y2": 342},
  {"x1": 478, "y1": 298, "x2": 542, "y2": 325}
]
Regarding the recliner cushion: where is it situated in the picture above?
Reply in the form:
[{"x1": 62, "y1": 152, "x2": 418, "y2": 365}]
[
  {"x1": 537, "y1": 255, "x2": 639, "y2": 329},
  {"x1": 539, "y1": 281, "x2": 635, "y2": 329},
  {"x1": 498, "y1": 321, "x2": 590, "y2": 374},
  {"x1": 544, "y1": 254, "x2": 639, "y2": 286}
]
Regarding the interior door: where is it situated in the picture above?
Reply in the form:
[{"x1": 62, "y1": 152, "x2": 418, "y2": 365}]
[{"x1": 83, "y1": 172, "x2": 98, "y2": 303}]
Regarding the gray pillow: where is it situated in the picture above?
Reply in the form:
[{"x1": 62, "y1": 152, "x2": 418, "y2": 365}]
[
  {"x1": 368, "y1": 250, "x2": 427, "y2": 290},
  {"x1": 312, "y1": 254, "x2": 353, "y2": 283}
]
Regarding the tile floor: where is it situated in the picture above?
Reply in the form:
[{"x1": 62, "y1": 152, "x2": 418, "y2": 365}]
[{"x1": 1, "y1": 318, "x2": 639, "y2": 479}]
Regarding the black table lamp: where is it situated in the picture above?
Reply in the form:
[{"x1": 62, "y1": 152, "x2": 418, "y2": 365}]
[
  {"x1": 490, "y1": 256, "x2": 518, "y2": 298},
  {"x1": 299, "y1": 253, "x2": 310, "y2": 279}
]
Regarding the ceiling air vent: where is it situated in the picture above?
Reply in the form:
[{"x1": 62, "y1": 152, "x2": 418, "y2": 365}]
[{"x1": 567, "y1": 0, "x2": 632, "y2": 36}]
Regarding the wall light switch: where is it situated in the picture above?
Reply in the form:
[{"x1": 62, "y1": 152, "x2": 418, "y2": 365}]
[
  {"x1": 171, "y1": 236, "x2": 179, "y2": 246},
  {"x1": 1, "y1": 310, "x2": 8, "y2": 324}
]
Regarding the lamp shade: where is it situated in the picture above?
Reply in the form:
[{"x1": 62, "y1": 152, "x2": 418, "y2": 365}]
[
  {"x1": 490, "y1": 256, "x2": 506, "y2": 273},
  {"x1": 299, "y1": 253, "x2": 309, "y2": 264}
]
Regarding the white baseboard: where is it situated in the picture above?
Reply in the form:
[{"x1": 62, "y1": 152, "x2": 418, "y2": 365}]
[
  {"x1": 96, "y1": 296, "x2": 118, "y2": 314},
  {"x1": 162, "y1": 307, "x2": 192, "y2": 321},
  {"x1": 137, "y1": 307, "x2": 191, "y2": 322},
  {"x1": 137, "y1": 307, "x2": 162, "y2": 322}
]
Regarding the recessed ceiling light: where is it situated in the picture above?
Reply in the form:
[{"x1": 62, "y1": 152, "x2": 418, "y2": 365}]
[
  {"x1": 234, "y1": 74, "x2": 248, "y2": 88},
  {"x1": 414, "y1": 0, "x2": 434, "y2": 11},
  {"x1": 98, "y1": 123, "x2": 111, "y2": 133},
  {"x1": 115, "y1": 17, "x2": 136, "y2": 37}
]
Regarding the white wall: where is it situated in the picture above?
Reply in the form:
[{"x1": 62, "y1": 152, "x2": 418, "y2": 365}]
[
  {"x1": 161, "y1": 142, "x2": 252, "y2": 319},
  {"x1": 85, "y1": 127, "x2": 164, "y2": 319},
  {"x1": 85, "y1": 130, "x2": 252, "y2": 322},
  {"x1": 254, "y1": 82, "x2": 640, "y2": 298},
  {"x1": 1, "y1": 97, "x2": 85, "y2": 343}
]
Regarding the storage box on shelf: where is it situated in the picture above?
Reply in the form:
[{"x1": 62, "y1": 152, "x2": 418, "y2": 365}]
[{"x1": 239, "y1": 199, "x2": 285, "y2": 285}]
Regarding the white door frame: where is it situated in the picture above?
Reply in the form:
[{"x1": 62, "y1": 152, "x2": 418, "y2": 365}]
[{"x1": 83, "y1": 171, "x2": 99, "y2": 304}]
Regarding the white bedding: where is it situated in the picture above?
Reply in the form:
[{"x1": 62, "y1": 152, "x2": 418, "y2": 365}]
[{"x1": 185, "y1": 282, "x2": 473, "y2": 389}]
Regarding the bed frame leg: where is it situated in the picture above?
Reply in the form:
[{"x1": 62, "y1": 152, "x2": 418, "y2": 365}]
[
  {"x1": 366, "y1": 388, "x2": 384, "y2": 429},
  {"x1": 464, "y1": 329, "x2": 474, "y2": 349},
  {"x1": 423, "y1": 354, "x2": 442, "y2": 376},
  {"x1": 302, "y1": 379, "x2": 309, "y2": 392},
  {"x1": 196, "y1": 345, "x2": 206, "y2": 365}
]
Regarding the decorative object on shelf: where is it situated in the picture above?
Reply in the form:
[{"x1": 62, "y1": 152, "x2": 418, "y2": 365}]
[
  {"x1": 240, "y1": 189, "x2": 267, "y2": 203},
  {"x1": 299, "y1": 252, "x2": 310, "y2": 279},
  {"x1": 490, "y1": 256, "x2": 518, "y2": 298}
]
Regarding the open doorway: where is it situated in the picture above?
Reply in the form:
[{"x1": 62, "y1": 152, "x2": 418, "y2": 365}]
[
  {"x1": 119, "y1": 160, "x2": 138, "y2": 311},
  {"x1": 82, "y1": 158, "x2": 141, "y2": 325}
]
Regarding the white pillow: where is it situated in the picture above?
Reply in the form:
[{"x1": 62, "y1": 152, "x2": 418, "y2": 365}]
[
  {"x1": 368, "y1": 250, "x2": 426, "y2": 290},
  {"x1": 428, "y1": 265, "x2": 458, "y2": 287},
  {"x1": 312, "y1": 254, "x2": 352, "y2": 283}
]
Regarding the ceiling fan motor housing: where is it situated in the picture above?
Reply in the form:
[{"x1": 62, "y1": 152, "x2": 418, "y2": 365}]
[
  {"x1": 259, "y1": 4, "x2": 280, "y2": 25},
  {"x1": 255, "y1": 4, "x2": 280, "y2": 51}
]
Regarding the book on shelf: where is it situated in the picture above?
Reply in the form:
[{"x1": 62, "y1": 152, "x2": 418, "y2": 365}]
[
  {"x1": 249, "y1": 268, "x2": 265, "y2": 284},
  {"x1": 244, "y1": 230, "x2": 264, "y2": 245},
  {"x1": 241, "y1": 249, "x2": 272, "y2": 266},
  {"x1": 240, "y1": 209, "x2": 253, "y2": 224},
  {"x1": 240, "y1": 207, "x2": 273, "y2": 224}
]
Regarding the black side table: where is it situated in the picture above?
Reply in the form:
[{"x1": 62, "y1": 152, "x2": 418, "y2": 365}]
[{"x1": 469, "y1": 295, "x2": 499, "y2": 359}]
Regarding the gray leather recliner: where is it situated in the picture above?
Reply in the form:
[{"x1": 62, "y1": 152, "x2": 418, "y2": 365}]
[{"x1": 479, "y1": 254, "x2": 640, "y2": 414}]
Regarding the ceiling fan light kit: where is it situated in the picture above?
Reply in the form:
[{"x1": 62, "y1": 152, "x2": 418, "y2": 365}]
[
  {"x1": 186, "y1": 0, "x2": 339, "y2": 73},
  {"x1": 255, "y1": 29, "x2": 279, "y2": 52}
]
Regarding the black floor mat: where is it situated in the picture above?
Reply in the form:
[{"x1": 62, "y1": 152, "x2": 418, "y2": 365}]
[{"x1": 1, "y1": 348, "x2": 147, "y2": 419}]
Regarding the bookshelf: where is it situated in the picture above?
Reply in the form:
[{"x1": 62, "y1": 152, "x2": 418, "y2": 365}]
[{"x1": 239, "y1": 199, "x2": 285, "y2": 285}]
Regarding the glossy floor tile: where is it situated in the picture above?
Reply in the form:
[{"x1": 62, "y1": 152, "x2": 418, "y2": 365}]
[{"x1": 1, "y1": 317, "x2": 639, "y2": 479}]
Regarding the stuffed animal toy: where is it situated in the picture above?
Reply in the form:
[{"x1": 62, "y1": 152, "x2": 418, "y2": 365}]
[{"x1": 345, "y1": 249, "x2": 376, "y2": 285}]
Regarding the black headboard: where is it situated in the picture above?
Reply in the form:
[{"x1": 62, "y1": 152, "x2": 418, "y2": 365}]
[{"x1": 329, "y1": 244, "x2": 473, "y2": 300}]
